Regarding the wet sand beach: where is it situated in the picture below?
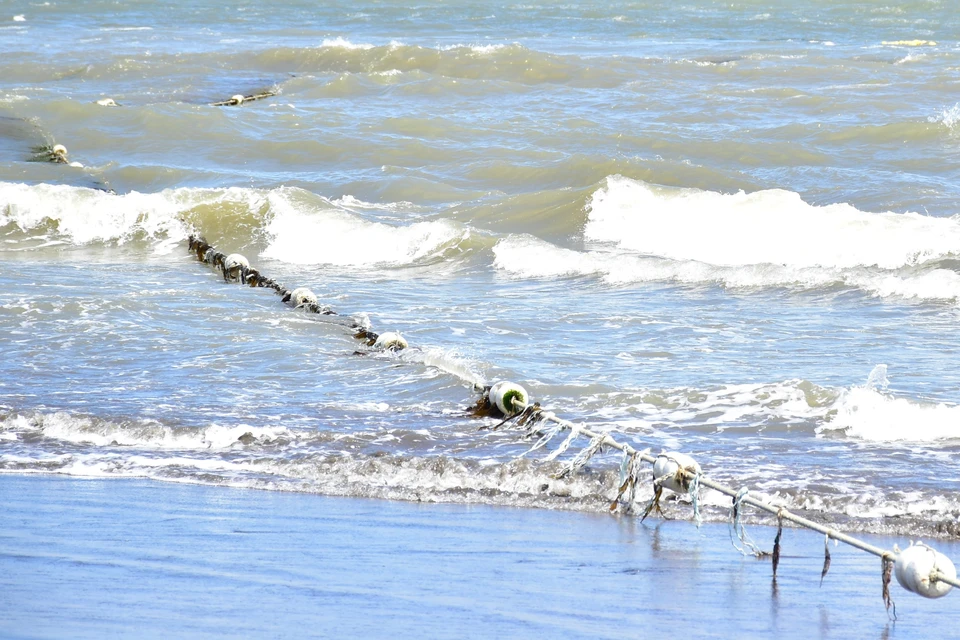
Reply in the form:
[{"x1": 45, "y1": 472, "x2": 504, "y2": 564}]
[{"x1": 1, "y1": 475, "x2": 957, "y2": 639}]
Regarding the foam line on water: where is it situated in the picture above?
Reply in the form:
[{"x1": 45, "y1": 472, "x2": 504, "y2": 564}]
[{"x1": 492, "y1": 235, "x2": 960, "y2": 303}]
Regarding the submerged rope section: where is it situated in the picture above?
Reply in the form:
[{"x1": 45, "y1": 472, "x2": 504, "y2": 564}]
[{"x1": 183, "y1": 235, "x2": 960, "y2": 611}]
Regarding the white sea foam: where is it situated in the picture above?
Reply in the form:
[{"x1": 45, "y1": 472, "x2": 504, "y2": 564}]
[
  {"x1": 585, "y1": 176, "x2": 960, "y2": 270},
  {"x1": 493, "y1": 235, "x2": 607, "y2": 278},
  {"x1": 931, "y1": 103, "x2": 960, "y2": 129},
  {"x1": 594, "y1": 366, "x2": 960, "y2": 444},
  {"x1": 494, "y1": 234, "x2": 960, "y2": 303},
  {"x1": 262, "y1": 190, "x2": 468, "y2": 267},
  {"x1": 894, "y1": 52, "x2": 926, "y2": 65},
  {"x1": 0, "y1": 182, "x2": 446, "y2": 266},
  {"x1": 333, "y1": 194, "x2": 416, "y2": 211},
  {"x1": 817, "y1": 365, "x2": 960, "y2": 442},
  {"x1": 849, "y1": 269, "x2": 960, "y2": 301},
  {"x1": 3, "y1": 412, "x2": 297, "y2": 450},
  {"x1": 320, "y1": 37, "x2": 375, "y2": 50},
  {"x1": 438, "y1": 43, "x2": 509, "y2": 54},
  {"x1": 597, "y1": 379, "x2": 832, "y2": 435},
  {"x1": 407, "y1": 346, "x2": 485, "y2": 387},
  {"x1": 469, "y1": 44, "x2": 508, "y2": 54}
]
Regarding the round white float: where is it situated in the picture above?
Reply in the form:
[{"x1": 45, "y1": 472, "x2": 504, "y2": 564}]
[
  {"x1": 224, "y1": 254, "x2": 248, "y2": 270},
  {"x1": 895, "y1": 541, "x2": 955, "y2": 598},
  {"x1": 652, "y1": 452, "x2": 701, "y2": 494},
  {"x1": 374, "y1": 331, "x2": 408, "y2": 351},
  {"x1": 222, "y1": 254, "x2": 249, "y2": 281},
  {"x1": 290, "y1": 287, "x2": 317, "y2": 307}
]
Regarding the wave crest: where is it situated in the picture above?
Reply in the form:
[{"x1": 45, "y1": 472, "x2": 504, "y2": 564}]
[
  {"x1": 585, "y1": 176, "x2": 960, "y2": 270},
  {"x1": 0, "y1": 182, "x2": 472, "y2": 268},
  {"x1": 494, "y1": 177, "x2": 960, "y2": 303}
]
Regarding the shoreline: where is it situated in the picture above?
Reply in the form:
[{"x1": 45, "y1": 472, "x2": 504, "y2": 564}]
[{"x1": 2, "y1": 474, "x2": 958, "y2": 638}]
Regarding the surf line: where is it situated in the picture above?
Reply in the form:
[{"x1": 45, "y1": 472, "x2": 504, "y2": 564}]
[{"x1": 184, "y1": 235, "x2": 957, "y2": 613}]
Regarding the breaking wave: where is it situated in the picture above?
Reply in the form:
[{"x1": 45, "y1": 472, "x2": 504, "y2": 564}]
[
  {"x1": 3, "y1": 363, "x2": 959, "y2": 538},
  {"x1": 817, "y1": 365, "x2": 960, "y2": 442},
  {"x1": 0, "y1": 182, "x2": 474, "y2": 267},
  {"x1": 585, "y1": 176, "x2": 960, "y2": 270},
  {"x1": 494, "y1": 176, "x2": 960, "y2": 303}
]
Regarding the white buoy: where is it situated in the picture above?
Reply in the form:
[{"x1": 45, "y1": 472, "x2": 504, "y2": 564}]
[
  {"x1": 223, "y1": 253, "x2": 249, "y2": 280},
  {"x1": 374, "y1": 331, "x2": 408, "y2": 351},
  {"x1": 652, "y1": 452, "x2": 702, "y2": 494},
  {"x1": 68, "y1": 161, "x2": 84, "y2": 168},
  {"x1": 230, "y1": 94, "x2": 245, "y2": 105},
  {"x1": 289, "y1": 287, "x2": 317, "y2": 307},
  {"x1": 96, "y1": 98, "x2": 118, "y2": 107},
  {"x1": 895, "y1": 541, "x2": 956, "y2": 598},
  {"x1": 489, "y1": 380, "x2": 528, "y2": 416}
]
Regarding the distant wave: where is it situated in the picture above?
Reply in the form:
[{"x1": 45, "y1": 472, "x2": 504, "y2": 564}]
[
  {"x1": 251, "y1": 41, "x2": 622, "y2": 87},
  {"x1": 0, "y1": 39, "x2": 628, "y2": 89}
]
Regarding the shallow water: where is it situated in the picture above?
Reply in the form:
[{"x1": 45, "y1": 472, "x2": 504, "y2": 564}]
[{"x1": 2, "y1": 1, "x2": 960, "y2": 544}]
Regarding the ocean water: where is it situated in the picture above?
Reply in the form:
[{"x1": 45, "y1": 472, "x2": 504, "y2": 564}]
[{"x1": 3, "y1": 0, "x2": 960, "y2": 550}]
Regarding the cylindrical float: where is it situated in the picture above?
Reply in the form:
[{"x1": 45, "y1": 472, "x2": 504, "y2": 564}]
[
  {"x1": 895, "y1": 541, "x2": 956, "y2": 598},
  {"x1": 489, "y1": 381, "x2": 529, "y2": 416},
  {"x1": 652, "y1": 452, "x2": 701, "y2": 493}
]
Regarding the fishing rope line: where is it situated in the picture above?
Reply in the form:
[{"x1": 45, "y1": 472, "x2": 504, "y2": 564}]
[{"x1": 184, "y1": 234, "x2": 960, "y2": 610}]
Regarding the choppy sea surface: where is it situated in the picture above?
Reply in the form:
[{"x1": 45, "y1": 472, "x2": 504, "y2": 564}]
[{"x1": 2, "y1": 0, "x2": 960, "y2": 540}]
